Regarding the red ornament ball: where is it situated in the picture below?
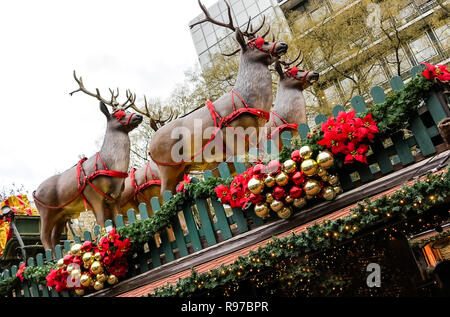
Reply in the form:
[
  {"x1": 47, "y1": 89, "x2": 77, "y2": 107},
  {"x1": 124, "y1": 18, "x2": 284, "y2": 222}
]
[
  {"x1": 253, "y1": 164, "x2": 266, "y2": 176},
  {"x1": 289, "y1": 186, "x2": 303, "y2": 198},
  {"x1": 291, "y1": 150, "x2": 302, "y2": 163},
  {"x1": 292, "y1": 171, "x2": 306, "y2": 186},
  {"x1": 266, "y1": 160, "x2": 281, "y2": 175},
  {"x1": 249, "y1": 193, "x2": 263, "y2": 204},
  {"x1": 272, "y1": 186, "x2": 286, "y2": 200}
]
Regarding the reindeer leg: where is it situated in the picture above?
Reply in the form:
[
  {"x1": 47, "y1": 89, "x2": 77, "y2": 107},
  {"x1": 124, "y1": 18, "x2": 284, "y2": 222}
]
[
  {"x1": 39, "y1": 208, "x2": 56, "y2": 252},
  {"x1": 158, "y1": 165, "x2": 185, "y2": 196},
  {"x1": 51, "y1": 219, "x2": 66, "y2": 249},
  {"x1": 90, "y1": 200, "x2": 106, "y2": 228}
]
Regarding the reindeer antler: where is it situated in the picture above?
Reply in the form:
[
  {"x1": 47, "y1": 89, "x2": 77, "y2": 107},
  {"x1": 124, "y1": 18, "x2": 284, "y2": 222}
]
[
  {"x1": 279, "y1": 50, "x2": 303, "y2": 67},
  {"x1": 70, "y1": 71, "x2": 136, "y2": 110},
  {"x1": 190, "y1": 0, "x2": 235, "y2": 31},
  {"x1": 130, "y1": 95, "x2": 177, "y2": 132}
]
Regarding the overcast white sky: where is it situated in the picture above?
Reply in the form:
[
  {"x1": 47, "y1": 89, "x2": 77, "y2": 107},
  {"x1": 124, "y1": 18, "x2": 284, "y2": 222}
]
[{"x1": 0, "y1": 0, "x2": 217, "y2": 198}]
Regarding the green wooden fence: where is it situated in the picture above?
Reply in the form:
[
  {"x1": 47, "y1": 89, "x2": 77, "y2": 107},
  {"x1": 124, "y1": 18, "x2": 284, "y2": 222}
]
[{"x1": 1, "y1": 65, "x2": 448, "y2": 297}]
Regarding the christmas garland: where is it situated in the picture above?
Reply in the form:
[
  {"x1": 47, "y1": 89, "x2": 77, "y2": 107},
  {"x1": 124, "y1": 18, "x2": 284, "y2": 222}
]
[
  {"x1": 408, "y1": 230, "x2": 450, "y2": 249},
  {"x1": 150, "y1": 166, "x2": 450, "y2": 297}
]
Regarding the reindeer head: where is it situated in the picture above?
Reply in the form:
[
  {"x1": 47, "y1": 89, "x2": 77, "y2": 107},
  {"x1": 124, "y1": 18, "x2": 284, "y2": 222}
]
[
  {"x1": 275, "y1": 51, "x2": 320, "y2": 90},
  {"x1": 190, "y1": 0, "x2": 288, "y2": 65},
  {"x1": 70, "y1": 71, "x2": 143, "y2": 133}
]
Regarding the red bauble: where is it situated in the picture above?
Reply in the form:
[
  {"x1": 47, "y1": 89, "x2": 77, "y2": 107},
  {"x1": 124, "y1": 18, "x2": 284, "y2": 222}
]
[
  {"x1": 292, "y1": 171, "x2": 306, "y2": 185},
  {"x1": 291, "y1": 150, "x2": 302, "y2": 163},
  {"x1": 267, "y1": 160, "x2": 281, "y2": 175},
  {"x1": 249, "y1": 193, "x2": 263, "y2": 204},
  {"x1": 253, "y1": 164, "x2": 266, "y2": 176},
  {"x1": 272, "y1": 187, "x2": 286, "y2": 200},
  {"x1": 289, "y1": 186, "x2": 303, "y2": 198}
]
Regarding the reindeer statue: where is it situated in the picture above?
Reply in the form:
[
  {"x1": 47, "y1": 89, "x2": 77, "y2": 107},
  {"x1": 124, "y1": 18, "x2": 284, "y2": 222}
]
[
  {"x1": 33, "y1": 72, "x2": 143, "y2": 251},
  {"x1": 262, "y1": 53, "x2": 320, "y2": 149},
  {"x1": 149, "y1": 0, "x2": 288, "y2": 194}
]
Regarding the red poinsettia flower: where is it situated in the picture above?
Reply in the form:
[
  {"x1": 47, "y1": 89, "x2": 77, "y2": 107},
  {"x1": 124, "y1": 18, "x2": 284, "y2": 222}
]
[
  {"x1": 345, "y1": 143, "x2": 369, "y2": 164},
  {"x1": 16, "y1": 263, "x2": 26, "y2": 282},
  {"x1": 176, "y1": 175, "x2": 191, "y2": 193},
  {"x1": 422, "y1": 63, "x2": 450, "y2": 82},
  {"x1": 335, "y1": 110, "x2": 355, "y2": 125},
  {"x1": 249, "y1": 193, "x2": 263, "y2": 205},
  {"x1": 321, "y1": 117, "x2": 338, "y2": 133},
  {"x1": 356, "y1": 113, "x2": 379, "y2": 142},
  {"x1": 215, "y1": 184, "x2": 231, "y2": 204},
  {"x1": 81, "y1": 240, "x2": 93, "y2": 252}
]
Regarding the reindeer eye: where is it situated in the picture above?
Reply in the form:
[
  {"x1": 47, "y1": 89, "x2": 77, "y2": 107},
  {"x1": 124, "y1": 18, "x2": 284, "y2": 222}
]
[{"x1": 264, "y1": 41, "x2": 269, "y2": 45}]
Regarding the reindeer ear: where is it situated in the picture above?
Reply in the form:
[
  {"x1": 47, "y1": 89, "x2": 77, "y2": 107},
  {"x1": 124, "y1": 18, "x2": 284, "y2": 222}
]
[
  {"x1": 99, "y1": 102, "x2": 110, "y2": 118},
  {"x1": 235, "y1": 29, "x2": 247, "y2": 50},
  {"x1": 274, "y1": 61, "x2": 285, "y2": 79}
]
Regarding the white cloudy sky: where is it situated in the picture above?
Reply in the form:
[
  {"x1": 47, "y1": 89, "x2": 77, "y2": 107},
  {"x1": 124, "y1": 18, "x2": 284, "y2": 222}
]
[{"x1": 0, "y1": 0, "x2": 217, "y2": 197}]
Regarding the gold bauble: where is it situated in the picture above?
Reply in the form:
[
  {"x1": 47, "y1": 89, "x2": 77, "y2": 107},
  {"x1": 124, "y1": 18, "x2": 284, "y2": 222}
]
[
  {"x1": 82, "y1": 252, "x2": 93, "y2": 263},
  {"x1": 333, "y1": 186, "x2": 343, "y2": 195},
  {"x1": 299, "y1": 146, "x2": 313, "y2": 159},
  {"x1": 93, "y1": 281, "x2": 104, "y2": 291},
  {"x1": 293, "y1": 197, "x2": 307, "y2": 209},
  {"x1": 266, "y1": 193, "x2": 274, "y2": 204},
  {"x1": 84, "y1": 263, "x2": 91, "y2": 269},
  {"x1": 283, "y1": 160, "x2": 297, "y2": 174},
  {"x1": 270, "y1": 200, "x2": 284, "y2": 212},
  {"x1": 328, "y1": 175, "x2": 339, "y2": 186},
  {"x1": 94, "y1": 252, "x2": 102, "y2": 261},
  {"x1": 75, "y1": 289, "x2": 85, "y2": 296},
  {"x1": 322, "y1": 187, "x2": 336, "y2": 201},
  {"x1": 304, "y1": 180, "x2": 321, "y2": 196},
  {"x1": 254, "y1": 204, "x2": 270, "y2": 219},
  {"x1": 277, "y1": 207, "x2": 292, "y2": 219},
  {"x1": 80, "y1": 274, "x2": 91, "y2": 287},
  {"x1": 96, "y1": 273, "x2": 107, "y2": 283},
  {"x1": 107, "y1": 275, "x2": 118, "y2": 285},
  {"x1": 317, "y1": 167, "x2": 327, "y2": 177},
  {"x1": 275, "y1": 172, "x2": 289, "y2": 186},
  {"x1": 57, "y1": 258, "x2": 65, "y2": 268},
  {"x1": 301, "y1": 159, "x2": 318, "y2": 176},
  {"x1": 90, "y1": 261, "x2": 103, "y2": 275},
  {"x1": 264, "y1": 175, "x2": 276, "y2": 188},
  {"x1": 306, "y1": 194, "x2": 316, "y2": 200},
  {"x1": 285, "y1": 196, "x2": 294, "y2": 204},
  {"x1": 70, "y1": 243, "x2": 82, "y2": 256},
  {"x1": 70, "y1": 269, "x2": 81, "y2": 278},
  {"x1": 248, "y1": 177, "x2": 264, "y2": 195},
  {"x1": 321, "y1": 175, "x2": 330, "y2": 182},
  {"x1": 317, "y1": 151, "x2": 334, "y2": 169}
]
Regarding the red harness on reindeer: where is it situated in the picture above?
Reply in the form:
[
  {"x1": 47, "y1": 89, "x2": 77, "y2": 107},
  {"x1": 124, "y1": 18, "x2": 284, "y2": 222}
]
[
  {"x1": 129, "y1": 162, "x2": 161, "y2": 202},
  {"x1": 33, "y1": 109, "x2": 132, "y2": 211},
  {"x1": 267, "y1": 111, "x2": 299, "y2": 140}
]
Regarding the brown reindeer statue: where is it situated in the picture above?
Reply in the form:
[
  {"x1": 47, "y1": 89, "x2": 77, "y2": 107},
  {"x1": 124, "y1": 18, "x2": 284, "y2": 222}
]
[
  {"x1": 33, "y1": 72, "x2": 143, "y2": 251},
  {"x1": 149, "y1": 0, "x2": 288, "y2": 194},
  {"x1": 263, "y1": 53, "x2": 320, "y2": 149}
]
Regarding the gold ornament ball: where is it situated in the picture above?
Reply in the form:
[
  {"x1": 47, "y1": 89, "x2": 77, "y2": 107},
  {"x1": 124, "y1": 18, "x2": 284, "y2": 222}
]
[
  {"x1": 306, "y1": 194, "x2": 316, "y2": 200},
  {"x1": 94, "y1": 252, "x2": 102, "y2": 261},
  {"x1": 317, "y1": 167, "x2": 327, "y2": 177},
  {"x1": 264, "y1": 175, "x2": 276, "y2": 188},
  {"x1": 333, "y1": 186, "x2": 343, "y2": 195},
  {"x1": 275, "y1": 172, "x2": 289, "y2": 186},
  {"x1": 299, "y1": 146, "x2": 313, "y2": 159},
  {"x1": 57, "y1": 258, "x2": 65, "y2": 268},
  {"x1": 84, "y1": 263, "x2": 91, "y2": 269},
  {"x1": 283, "y1": 160, "x2": 297, "y2": 174},
  {"x1": 80, "y1": 274, "x2": 91, "y2": 287},
  {"x1": 96, "y1": 273, "x2": 107, "y2": 283},
  {"x1": 254, "y1": 204, "x2": 270, "y2": 219},
  {"x1": 248, "y1": 177, "x2": 264, "y2": 195},
  {"x1": 93, "y1": 280, "x2": 104, "y2": 291},
  {"x1": 293, "y1": 197, "x2": 307, "y2": 209},
  {"x1": 82, "y1": 252, "x2": 93, "y2": 263},
  {"x1": 328, "y1": 175, "x2": 339, "y2": 186},
  {"x1": 321, "y1": 175, "x2": 330, "y2": 182},
  {"x1": 90, "y1": 261, "x2": 103, "y2": 275},
  {"x1": 70, "y1": 243, "x2": 82, "y2": 256},
  {"x1": 304, "y1": 180, "x2": 321, "y2": 196},
  {"x1": 285, "y1": 196, "x2": 294, "y2": 204},
  {"x1": 75, "y1": 289, "x2": 85, "y2": 296},
  {"x1": 317, "y1": 151, "x2": 334, "y2": 169},
  {"x1": 301, "y1": 159, "x2": 318, "y2": 176},
  {"x1": 70, "y1": 269, "x2": 81, "y2": 278},
  {"x1": 270, "y1": 200, "x2": 284, "y2": 212},
  {"x1": 107, "y1": 275, "x2": 118, "y2": 285},
  {"x1": 277, "y1": 207, "x2": 292, "y2": 219},
  {"x1": 322, "y1": 187, "x2": 336, "y2": 201},
  {"x1": 266, "y1": 193, "x2": 274, "y2": 204}
]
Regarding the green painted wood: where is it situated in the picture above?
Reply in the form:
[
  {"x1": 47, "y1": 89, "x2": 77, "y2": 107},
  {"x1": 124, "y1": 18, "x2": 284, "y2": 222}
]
[
  {"x1": 233, "y1": 160, "x2": 247, "y2": 174},
  {"x1": 27, "y1": 257, "x2": 40, "y2": 297},
  {"x1": 351, "y1": 95, "x2": 367, "y2": 113},
  {"x1": 204, "y1": 170, "x2": 233, "y2": 241},
  {"x1": 10, "y1": 265, "x2": 22, "y2": 297},
  {"x1": 426, "y1": 92, "x2": 447, "y2": 125},
  {"x1": 298, "y1": 123, "x2": 310, "y2": 139},
  {"x1": 411, "y1": 65, "x2": 425, "y2": 78},
  {"x1": 264, "y1": 140, "x2": 277, "y2": 156},
  {"x1": 115, "y1": 214, "x2": 125, "y2": 228},
  {"x1": 45, "y1": 250, "x2": 59, "y2": 297},
  {"x1": 390, "y1": 76, "x2": 404, "y2": 91},
  {"x1": 74, "y1": 235, "x2": 82, "y2": 244},
  {"x1": 151, "y1": 197, "x2": 175, "y2": 263},
  {"x1": 281, "y1": 131, "x2": 293, "y2": 148},
  {"x1": 94, "y1": 225, "x2": 101, "y2": 237},
  {"x1": 332, "y1": 105, "x2": 345, "y2": 117},
  {"x1": 105, "y1": 219, "x2": 113, "y2": 231},
  {"x1": 148, "y1": 238, "x2": 161, "y2": 269},
  {"x1": 218, "y1": 162, "x2": 248, "y2": 233},
  {"x1": 127, "y1": 209, "x2": 137, "y2": 224},
  {"x1": 182, "y1": 204, "x2": 203, "y2": 252},
  {"x1": 163, "y1": 192, "x2": 188, "y2": 257},
  {"x1": 391, "y1": 131, "x2": 415, "y2": 165},
  {"x1": 83, "y1": 231, "x2": 93, "y2": 242},
  {"x1": 63, "y1": 240, "x2": 71, "y2": 254},
  {"x1": 315, "y1": 114, "x2": 327, "y2": 125},
  {"x1": 248, "y1": 147, "x2": 259, "y2": 159},
  {"x1": 195, "y1": 199, "x2": 217, "y2": 246},
  {"x1": 356, "y1": 163, "x2": 374, "y2": 183},
  {"x1": 138, "y1": 203, "x2": 150, "y2": 220},
  {"x1": 370, "y1": 140, "x2": 394, "y2": 174},
  {"x1": 410, "y1": 116, "x2": 436, "y2": 156},
  {"x1": 370, "y1": 86, "x2": 386, "y2": 104},
  {"x1": 35, "y1": 253, "x2": 49, "y2": 297}
]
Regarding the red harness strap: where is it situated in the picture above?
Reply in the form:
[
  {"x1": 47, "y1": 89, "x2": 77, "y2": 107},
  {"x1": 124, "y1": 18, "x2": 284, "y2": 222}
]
[
  {"x1": 151, "y1": 90, "x2": 270, "y2": 166},
  {"x1": 267, "y1": 110, "x2": 299, "y2": 140},
  {"x1": 130, "y1": 163, "x2": 161, "y2": 202},
  {"x1": 33, "y1": 153, "x2": 128, "y2": 211}
]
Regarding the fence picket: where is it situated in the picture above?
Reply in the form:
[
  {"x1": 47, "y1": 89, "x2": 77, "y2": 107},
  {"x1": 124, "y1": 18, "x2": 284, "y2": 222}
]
[
  {"x1": 151, "y1": 197, "x2": 175, "y2": 263},
  {"x1": 45, "y1": 250, "x2": 59, "y2": 297},
  {"x1": 297, "y1": 123, "x2": 310, "y2": 140},
  {"x1": 281, "y1": 131, "x2": 293, "y2": 148},
  {"x1": 27, "y1": 257, "x2": 40, "y2": 297},
  {"x1": 36, "y1": 253, "x2": 49, "y2": 297},
  {"x1": 163, "y1": 192, "x2": 189, "y2": 257}
]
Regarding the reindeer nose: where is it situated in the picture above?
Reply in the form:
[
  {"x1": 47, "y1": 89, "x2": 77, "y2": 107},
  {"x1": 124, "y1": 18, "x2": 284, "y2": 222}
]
[
  {"x1": 278, "y1": 42, "x2": 288, "y2": 49},
  {"x1": 134, "y1": 114, "x2": 143, "y2": 122}
]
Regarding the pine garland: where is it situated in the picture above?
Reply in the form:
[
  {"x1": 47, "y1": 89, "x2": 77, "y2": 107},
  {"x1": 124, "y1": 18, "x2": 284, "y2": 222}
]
[{"x1": 150, "y1": 166, "x2": 450, "y2": 297}]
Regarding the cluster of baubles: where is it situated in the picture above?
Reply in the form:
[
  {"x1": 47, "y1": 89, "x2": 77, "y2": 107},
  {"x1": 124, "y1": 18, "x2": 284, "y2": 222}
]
[
  {"x1": 249, "y1": 146, "x2": 343, "y2": 220},
  {"x1": 57, "y1": 243, "x2": 119, "y2": 296}
]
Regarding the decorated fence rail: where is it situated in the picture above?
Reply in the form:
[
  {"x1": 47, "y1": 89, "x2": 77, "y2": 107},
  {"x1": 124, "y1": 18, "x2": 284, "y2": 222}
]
[{"x1": 1, "y1": 65, "x2": 449, "y2": 297}]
